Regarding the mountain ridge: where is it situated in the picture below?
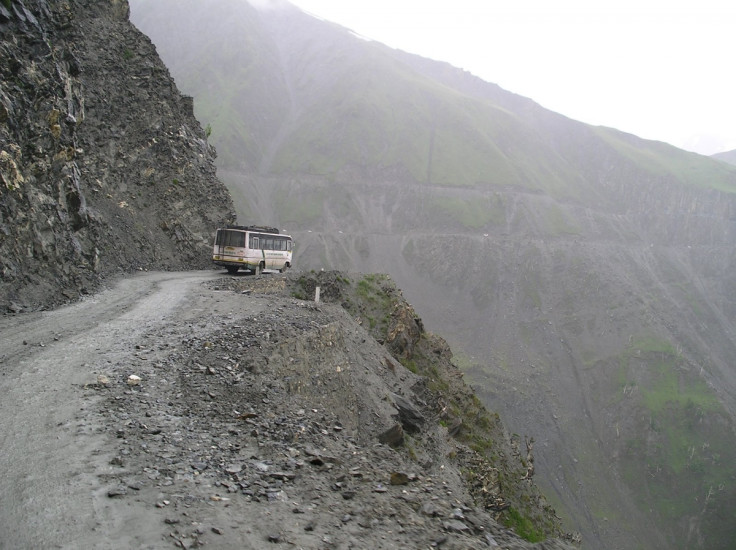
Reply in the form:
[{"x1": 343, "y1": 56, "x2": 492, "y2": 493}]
[
  {"x1": 132, "y1": 0, "x2": 736, "y2": 196},
  {"x1": 713, "y1": 148, "x2": 736, "y2": 166}
]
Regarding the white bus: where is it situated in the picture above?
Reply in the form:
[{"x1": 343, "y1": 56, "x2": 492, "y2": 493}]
[{"x1": 212, "y1": 225, "x2": 293, "y2": 275}]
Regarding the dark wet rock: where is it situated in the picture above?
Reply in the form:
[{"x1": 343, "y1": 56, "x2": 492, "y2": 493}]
[
  {"x1": 391, "y1": 392, "x2": 425, "y2": 433},
  {"x1": 443, "y1": 519, "x2": 470, "y2": 533},
  {"x1": 109, "y1": 456, "x2": 124, "y2": 467},
  {"x1": 390, "y1": 472, "x2": 411, "y2": 485},
  {"x1": 447, "y1": 418, "x2": 463, "y2": 437},
  {"x1": 421, "y1": 501, "x2": 449, "y2": 518},
  {"x1": 269, "y1": 471, "x2": 296, "y2": 481},
  {"x1": 431, "y1": 535, "x2": 448, "y2": 547},
  {"x1": 378, "y1": 423, "x2": 404, "y2": 447},
  {"x1": 107, "y1": 486, "x2": 127, "y2": 498}
]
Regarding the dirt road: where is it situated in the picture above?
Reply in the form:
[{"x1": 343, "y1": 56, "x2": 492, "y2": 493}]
[{"x1": 0, "y1": 271, "x2": 230, "y2": 549}]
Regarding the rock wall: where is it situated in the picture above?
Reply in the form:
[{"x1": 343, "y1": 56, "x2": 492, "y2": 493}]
[{"x1": 0, "y1": 0, "x2": 235, "y2": 312}]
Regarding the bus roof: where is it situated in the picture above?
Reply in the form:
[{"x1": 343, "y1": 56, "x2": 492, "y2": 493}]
[{"x1": 223, "y1": 225, "x2": 281, "y2": 234}]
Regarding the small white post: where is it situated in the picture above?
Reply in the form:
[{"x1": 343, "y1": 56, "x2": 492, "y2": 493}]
[{"x1": 314, "y1": 286, "x2": 321, "y2": 303}]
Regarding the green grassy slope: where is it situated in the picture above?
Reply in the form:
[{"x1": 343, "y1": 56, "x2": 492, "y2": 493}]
[
  {"x1": 131, "y1": 0, "x2": 736, "y2": 199},
  {"x1": 271, "y1": 52, "x2": 586, "y2": 197},
  {"x1": 593, "y1": 128, "x2": 736, "y2": 193}
]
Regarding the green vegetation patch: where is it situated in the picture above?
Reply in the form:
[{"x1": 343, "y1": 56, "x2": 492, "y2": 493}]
[
  {"x1": 628, "y1": 335, "x2": 678, "y2": 356},
  {"x1": 607, "y1": 334, "x2": 736, "y2": 548},
  {"x1": 269, "y1": 51, "x2": 559, "y2": 190},
  {"x1": 593, "y1": 127, "x2": 736, "y2": 194},
  {"x1": 642, "y1": 362, "x2": 719, "y2": 415},
  {"x1": 504, "y1": 507, "x2": 546, "y2": 543}
]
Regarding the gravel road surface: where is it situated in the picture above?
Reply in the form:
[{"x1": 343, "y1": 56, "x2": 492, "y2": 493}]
[{"x1": 0, "y1": 271, "x2": 226, "y2": 549}]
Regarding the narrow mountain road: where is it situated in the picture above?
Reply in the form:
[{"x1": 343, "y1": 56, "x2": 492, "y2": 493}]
[{"x1": 0, "y1": 271, "x2": 227, "y2": 549}]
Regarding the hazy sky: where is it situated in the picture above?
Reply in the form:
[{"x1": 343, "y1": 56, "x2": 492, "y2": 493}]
[{"x1": 285, "y1": 0, "x2": 735, "y2": 156}]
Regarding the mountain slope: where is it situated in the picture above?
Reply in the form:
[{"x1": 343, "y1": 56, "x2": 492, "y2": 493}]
[
  {"x1": 713, "y1": 149, "x2": 736, "y2": 166},
  {"x1": 128, "y1": 2, "x2": 736, "y2": 549}
]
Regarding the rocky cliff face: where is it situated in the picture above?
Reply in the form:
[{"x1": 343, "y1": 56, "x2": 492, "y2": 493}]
[{"x1": 0, "y1": 0, "x2": 234, "y2": 312}]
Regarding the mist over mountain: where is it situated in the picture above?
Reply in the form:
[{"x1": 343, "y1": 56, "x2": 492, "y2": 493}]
[
  {"x1": 129, "y1": 1, "x2": 736, "y2": 548},
  {"x1": 713, "y1": 149, "x2": 736, "y2": 166}
]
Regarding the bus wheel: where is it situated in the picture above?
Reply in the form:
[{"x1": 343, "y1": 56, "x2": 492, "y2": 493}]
[
  {"x1": 279, "y1": 263, "x2": 290, "y2": 273},
  {"x1": 254, "y1": 262, "x2": 263, "y2": 277},
  {"x1": 226, "y1": 266, "x2": 239, "y2": 274}
]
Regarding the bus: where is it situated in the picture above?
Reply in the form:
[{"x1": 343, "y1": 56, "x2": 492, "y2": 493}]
[{"x1": 212, "y1": 225, "x2": 293, "y2": 275}]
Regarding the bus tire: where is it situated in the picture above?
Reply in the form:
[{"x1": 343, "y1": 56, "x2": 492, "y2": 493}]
[{"x1": 254, "y1": 262, "x2": 263, "y2": 277}]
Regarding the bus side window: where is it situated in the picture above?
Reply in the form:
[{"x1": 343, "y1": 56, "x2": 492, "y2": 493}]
[
  {"x1": 224, "y1": 231, "x2": 234, "y2": 246},
  {"x1": 250, "y1": 235, "x2": 259, "y2": 249},
  {"x1": 264, "y1": 238, "x2": 274, "y2": 250}
]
